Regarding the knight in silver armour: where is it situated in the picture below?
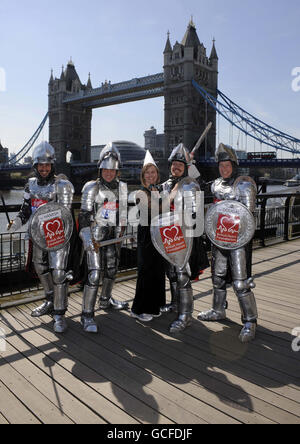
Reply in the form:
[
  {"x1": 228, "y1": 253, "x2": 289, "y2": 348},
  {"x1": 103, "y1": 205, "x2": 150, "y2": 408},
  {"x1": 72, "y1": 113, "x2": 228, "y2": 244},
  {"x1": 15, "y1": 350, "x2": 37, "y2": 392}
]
[
  {"x1": 198, "y1": 143, "x2": 258, "y2": 342},
  {"x1": 78, "y1": 142, "x2": 129, "y2": 333},
  {"x1": 160, "y1": 143, "x2": 200, "y2": 333},
  {"x1": 7, "y1": 142, "x2": 74, "y2": 333}
]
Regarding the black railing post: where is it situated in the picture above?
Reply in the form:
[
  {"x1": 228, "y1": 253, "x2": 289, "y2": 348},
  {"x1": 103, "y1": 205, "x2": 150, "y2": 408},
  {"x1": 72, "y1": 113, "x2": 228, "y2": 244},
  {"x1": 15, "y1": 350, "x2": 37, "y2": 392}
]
[
  {"x1": 260, "y1": 197, "x2": 267, "y2": 247},
  {"x1": 284, "y1": 196, "x2": 292, "y2": 241}
]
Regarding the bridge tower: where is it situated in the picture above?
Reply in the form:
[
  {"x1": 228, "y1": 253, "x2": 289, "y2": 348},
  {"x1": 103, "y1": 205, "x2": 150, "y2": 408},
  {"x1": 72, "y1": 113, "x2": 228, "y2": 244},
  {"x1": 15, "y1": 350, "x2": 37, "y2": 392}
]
[
  {"x1": 48, "y1": 60, "x2": 92, "y2": 166},
  {"x1": 163, "y1": 20, "x2": 218, "y2": 159}
]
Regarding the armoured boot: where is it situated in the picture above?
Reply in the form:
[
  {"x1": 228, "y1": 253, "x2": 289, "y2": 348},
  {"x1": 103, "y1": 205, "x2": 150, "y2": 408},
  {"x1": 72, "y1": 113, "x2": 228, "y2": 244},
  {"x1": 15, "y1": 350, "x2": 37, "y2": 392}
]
[
  {"x1": 160, "y1": 282, "x2": 178, "y2": 314},
  {"x1": 31, "y1": 272, "x2": 54, "y2": 317},
  {"x1": 239, "y1": 322, "x2": 256, "y2": 343},
  {"x1": 81, "y1": 285, "x2": 99, "y2": 333},
  {"x1": 197, "y1": 289, "x2": 227, "y2": 322},
  {"x1": 169, "y1": 288, "x2": 193, "y2": 334},
  {"x1": 31, "y1": 297, "x2": 54, "y2": 318},
  {"x1": 53, "y1": 284, "x2": 68, "y2": 333},
  {"x1": 53, "y1": 314, "x2": 67, "y2": 334},
  {"x1": 98, "y1": 278, "x2": 129, "y2": 310},
  {"x1": 237, "y1": 291, "x2": 258, "y2": 343}
]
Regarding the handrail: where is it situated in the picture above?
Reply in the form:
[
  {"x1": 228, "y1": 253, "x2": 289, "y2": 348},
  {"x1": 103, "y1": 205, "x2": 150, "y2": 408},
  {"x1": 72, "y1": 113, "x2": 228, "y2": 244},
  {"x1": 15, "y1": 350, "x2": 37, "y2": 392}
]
[
  {"x1": 1, "y1": 192, "x2": 299, "y2": 215},
  {"x1": 1, "y1": 193, "x2": 300, "y2": 298}
]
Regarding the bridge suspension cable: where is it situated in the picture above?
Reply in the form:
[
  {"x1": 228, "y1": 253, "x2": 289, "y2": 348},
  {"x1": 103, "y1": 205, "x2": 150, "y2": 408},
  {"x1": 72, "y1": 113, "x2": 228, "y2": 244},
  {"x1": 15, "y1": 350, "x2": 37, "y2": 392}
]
[
  {"x1": 192, "y1": 80, "x2": 300, "y2": 155},
  {"x1": 6, "y1": 113, "x2": 49, "y2": 166}
]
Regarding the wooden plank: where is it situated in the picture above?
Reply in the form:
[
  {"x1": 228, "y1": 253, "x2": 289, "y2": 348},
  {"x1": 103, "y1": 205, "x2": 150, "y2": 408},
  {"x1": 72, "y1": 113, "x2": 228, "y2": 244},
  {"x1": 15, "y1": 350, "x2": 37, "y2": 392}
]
[
  {"x1": 120, "y1": 282, "x2": 298, "y2": 371},
  {"x1": 109, "y1": 280, "x2": 300, "y2": 374},
  {"x1": 196, "y1": 290, "x2": 299, "y2": 328},
  {"x1": 193, "y1": 295, "x2": 299, "y2": 361},
  {"x1": 120, "y1": 280, "x2": 299, "y2": 350},
  {"x1": 95, "y1": 282, "x2": 299, "y2": 408},
  {"x1": 0, "y1": 356, "x2": 72, "y2": 424},
  {"x1": 0, "y1": 380, "x2": 40, "y2": 424},
  {"x1": 192, "y1": 280, "x2": 299, "y2": 329},
  {"x1": 1, "y1": 309, "x2": 138, "y2": 425},
  {"x1": 19, "y1": 303, "x2": 210, "y2": 424},
  {"x1": 5, "y1": 306, "x2": 178, "y2": 425},
  {"x1": 19, "y1": 305, "x2": 176, "y2": 425},
  {"x1": 0, "y1": 318, "x2": 105, "y2": 424},
  {"x1": 0, "y1": 239, "x2": 299, "y2": 424},
  {"x1": 86, "y1": 303, "x2": 300, "y2": 424},
  {"x1": 66, "y1": 301, "x2": 243, "y2": 424},
  {"x1": 68, "y1": 297, "x2": 279, "y2": 424},
  {"x1": 120, "y1": 286, "x2": 300, "y2": 400},
  {"x1": 0, "y1": 411, "x2": 9, "y2": 424}
]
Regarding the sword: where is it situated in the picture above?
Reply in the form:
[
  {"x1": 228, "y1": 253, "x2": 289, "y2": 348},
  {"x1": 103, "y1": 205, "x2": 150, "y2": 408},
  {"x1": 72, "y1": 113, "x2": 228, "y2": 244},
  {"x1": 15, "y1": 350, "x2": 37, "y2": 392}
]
[
  {"x1": 191, "y1": 121, "x2": 213, "y2": 156},
  {"x1": 188, "y1": 122, "x2": 213, "y2": 179},
  {"x1": 92, "y1": 234, "x2": 135, "y2": 252},
  {"x1": 0, "y1": 193, "x2": 12, "y2": 228}
]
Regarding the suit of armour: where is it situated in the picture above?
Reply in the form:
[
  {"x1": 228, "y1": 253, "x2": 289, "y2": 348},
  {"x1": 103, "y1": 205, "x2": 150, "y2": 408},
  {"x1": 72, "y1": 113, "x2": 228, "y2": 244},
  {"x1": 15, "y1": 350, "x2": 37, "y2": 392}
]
[
  {"x1": 160, "y1": 143, "x2": 200, "y2": 333},
  {"x1": 198, "y1": 143, "x2": 258, "y2": 343},
  {"x1": 78, "y1": 142, "x2": 128, "y2": 333},
  {"x1": 9, "y1": 142, "x2": 74, "y2": 333}
]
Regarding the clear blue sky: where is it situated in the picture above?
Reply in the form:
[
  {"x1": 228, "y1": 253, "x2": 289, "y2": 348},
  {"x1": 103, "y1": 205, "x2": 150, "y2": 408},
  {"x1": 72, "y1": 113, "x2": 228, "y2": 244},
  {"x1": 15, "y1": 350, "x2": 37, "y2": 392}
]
[{"x1": 0, "y1": 0, "x2": 299, "y2": 157}]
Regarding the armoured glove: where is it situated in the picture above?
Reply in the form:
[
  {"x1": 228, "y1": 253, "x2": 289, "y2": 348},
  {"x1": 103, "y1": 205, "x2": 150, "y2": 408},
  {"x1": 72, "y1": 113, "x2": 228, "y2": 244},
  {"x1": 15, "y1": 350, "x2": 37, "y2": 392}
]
[{"x1": 7, "y1": 216, "x2": 22, "y2": 233}]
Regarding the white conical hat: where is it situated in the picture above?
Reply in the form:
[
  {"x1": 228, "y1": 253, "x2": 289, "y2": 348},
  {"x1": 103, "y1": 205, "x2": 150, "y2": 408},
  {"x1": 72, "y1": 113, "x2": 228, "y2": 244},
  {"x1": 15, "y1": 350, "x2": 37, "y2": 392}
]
[{"x1": 143, "y1": 150, "x2": 157, "y2": 167}]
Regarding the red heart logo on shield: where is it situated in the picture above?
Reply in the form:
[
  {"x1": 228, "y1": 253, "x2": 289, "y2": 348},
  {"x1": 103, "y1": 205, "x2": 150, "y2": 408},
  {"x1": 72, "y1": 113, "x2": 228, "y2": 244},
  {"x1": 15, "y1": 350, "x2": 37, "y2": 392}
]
[
  {"x1": 151, "y1": 212, "x2": 193, "y2": 269},
  {"x1": 162, "y1": 226, "x2": 180, "y2": 244},
  {"x1": 216, "y1": 213, "x2": 240, "y2": 242},
  {"x1": 45, "y1": 219, "x2": 62, "y2": 236},
  {"x1": 43, "y1": 217, "x2": 65, "y2": 248}
]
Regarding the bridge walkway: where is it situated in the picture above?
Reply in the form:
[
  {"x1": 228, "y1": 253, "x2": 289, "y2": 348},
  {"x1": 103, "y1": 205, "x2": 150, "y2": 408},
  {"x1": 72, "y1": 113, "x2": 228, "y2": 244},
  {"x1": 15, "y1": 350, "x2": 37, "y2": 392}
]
[{"x1": 0, "y1": 240, "x2": 299, "y2": 424}]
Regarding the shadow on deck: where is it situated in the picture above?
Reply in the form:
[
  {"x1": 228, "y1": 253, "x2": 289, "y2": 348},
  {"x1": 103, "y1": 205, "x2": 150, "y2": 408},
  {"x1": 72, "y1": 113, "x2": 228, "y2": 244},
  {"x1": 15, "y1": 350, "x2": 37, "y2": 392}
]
[{"x1": 0, "y1": 240, "x2": 300, "y2": 424}]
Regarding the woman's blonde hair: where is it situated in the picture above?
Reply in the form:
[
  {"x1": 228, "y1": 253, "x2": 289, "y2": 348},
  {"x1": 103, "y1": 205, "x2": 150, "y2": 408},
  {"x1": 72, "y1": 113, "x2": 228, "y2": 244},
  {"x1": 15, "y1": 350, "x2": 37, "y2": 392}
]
[{"x1": 140, "y1": 163, "x2": 160, "y2": 188}]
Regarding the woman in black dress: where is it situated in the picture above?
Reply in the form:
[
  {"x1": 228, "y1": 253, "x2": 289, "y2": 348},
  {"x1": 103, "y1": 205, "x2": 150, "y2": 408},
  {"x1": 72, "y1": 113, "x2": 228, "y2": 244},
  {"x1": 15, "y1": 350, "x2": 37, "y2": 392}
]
[{"x1": 131, "y1": 154, "x2": 166, "y2": 322}]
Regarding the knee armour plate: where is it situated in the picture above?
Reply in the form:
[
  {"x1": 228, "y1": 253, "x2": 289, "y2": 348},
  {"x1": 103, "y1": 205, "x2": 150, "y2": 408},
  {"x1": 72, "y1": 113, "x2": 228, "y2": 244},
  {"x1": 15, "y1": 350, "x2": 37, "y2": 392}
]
[
  {"x1": 87, "y1": 270, "x2": 101, "y2": 287},
  {"x1": 212, "y1": 275, "x2": 226, "y2": 290},
  {"x1": 52, "y1": 269, "x2": 67, "y2": 285}
]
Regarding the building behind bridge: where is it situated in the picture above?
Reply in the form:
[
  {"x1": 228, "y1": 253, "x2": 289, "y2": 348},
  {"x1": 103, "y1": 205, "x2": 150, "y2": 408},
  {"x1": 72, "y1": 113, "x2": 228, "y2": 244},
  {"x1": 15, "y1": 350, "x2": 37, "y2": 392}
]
[
  {"x1": 0, "y1": 141, "x2": 9, "y2": 164},
  {"x1": 144, "y1": 126, "x2": 165, "y2": 159},
  {"x1": 90, "y1": 140, "x2": 146, "y2": 183}
]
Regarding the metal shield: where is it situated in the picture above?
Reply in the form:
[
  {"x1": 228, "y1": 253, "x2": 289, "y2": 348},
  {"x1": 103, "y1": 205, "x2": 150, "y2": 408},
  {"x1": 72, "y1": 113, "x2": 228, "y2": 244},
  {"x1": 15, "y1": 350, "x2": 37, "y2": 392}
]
[
  {"x1": 29, "y1": 202, "x2": 74, "y2": 252},
  {"x1": 205, "y1": 200, "x2": 256, "y2": 250},
  {"x1": 150, "y1": 212, "x2": 193, "y2": 269}
]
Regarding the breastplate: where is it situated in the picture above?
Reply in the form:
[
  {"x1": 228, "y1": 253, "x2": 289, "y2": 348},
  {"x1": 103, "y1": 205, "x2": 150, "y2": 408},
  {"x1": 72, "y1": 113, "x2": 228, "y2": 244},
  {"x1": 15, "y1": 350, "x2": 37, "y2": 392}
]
[
  {"x1": 28, "y1": 178, "x2": 56, "y2": 213},
  {"x1": 93, "y1": 182, "x2": 120, "y2": 241},
  {"x1": 212, "y1": 178, "x2": 237, "y2": 202}
]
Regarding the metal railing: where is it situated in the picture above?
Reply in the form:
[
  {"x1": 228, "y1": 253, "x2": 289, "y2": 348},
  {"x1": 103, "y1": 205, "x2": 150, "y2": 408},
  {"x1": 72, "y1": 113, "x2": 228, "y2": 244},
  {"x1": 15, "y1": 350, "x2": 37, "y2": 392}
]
[
  {"x1": 255, "y1": 192, "x2": 300, "y2": 247},
  {"x1": 1, "y1": 193, "x2": 300, "y2": 298},
  {"x1": 0, "y1": 232, "x2": 27, "y2": 274}
]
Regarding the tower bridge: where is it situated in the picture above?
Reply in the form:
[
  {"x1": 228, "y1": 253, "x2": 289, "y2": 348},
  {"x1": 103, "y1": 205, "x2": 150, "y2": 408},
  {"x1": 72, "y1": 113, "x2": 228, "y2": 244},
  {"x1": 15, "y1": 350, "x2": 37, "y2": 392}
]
[
  {"x1": 48, "y1": 20, "x2": 218, "y2": 164},
  {"x1": 62, "y1": 73, "x2": 165, "y2": 108},
  {"x1": 2, "y1": 19, "x2": 300, "y2": 182}
]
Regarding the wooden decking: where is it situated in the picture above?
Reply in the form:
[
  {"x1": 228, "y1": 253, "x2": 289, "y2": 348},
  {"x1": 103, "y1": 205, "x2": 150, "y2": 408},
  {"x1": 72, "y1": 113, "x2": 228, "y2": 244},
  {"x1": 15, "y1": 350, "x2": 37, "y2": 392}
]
[{"x1": 0, "y1": 240, "x2": 300, "y2": 424}]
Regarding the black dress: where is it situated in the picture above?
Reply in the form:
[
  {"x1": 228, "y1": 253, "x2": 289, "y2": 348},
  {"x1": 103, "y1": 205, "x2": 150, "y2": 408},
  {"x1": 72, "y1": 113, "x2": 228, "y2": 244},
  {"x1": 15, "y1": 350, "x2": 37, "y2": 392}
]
[{"x1": 131, "y1": 189, "x2": 166, "y2": 316}]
